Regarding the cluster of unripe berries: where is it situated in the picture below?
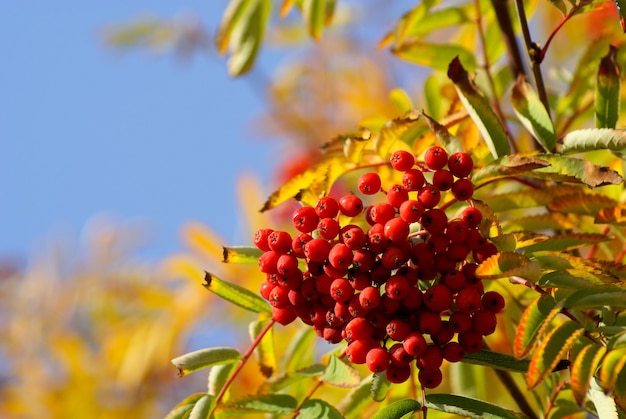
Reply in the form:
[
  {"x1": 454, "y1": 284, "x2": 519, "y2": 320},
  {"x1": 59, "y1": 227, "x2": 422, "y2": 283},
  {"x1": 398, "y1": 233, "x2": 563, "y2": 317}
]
[{"x1": 254, "y1": 146, "x2": 504, "y2": 389}]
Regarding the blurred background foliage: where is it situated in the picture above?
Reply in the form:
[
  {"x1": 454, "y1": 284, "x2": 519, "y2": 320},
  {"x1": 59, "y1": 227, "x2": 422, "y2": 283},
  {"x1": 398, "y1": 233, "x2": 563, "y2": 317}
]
[{"x1": 3, "y1": 1, "x2": 626, "y2": 418}]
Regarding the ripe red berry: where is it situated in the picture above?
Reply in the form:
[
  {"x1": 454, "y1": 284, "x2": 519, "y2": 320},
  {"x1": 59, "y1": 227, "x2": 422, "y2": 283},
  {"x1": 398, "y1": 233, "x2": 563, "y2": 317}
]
[
  {"x1": 482, "y1": 290, "x2": 505, "y2": 313},
  {"x1": 388, "y1": 343, "x2": 414, "y2": 367},
  {"x1": 304, "y1": 238, "x2": 331, "y2": 262},
  {"x1": 315, "y1": 196, "x2": 340, "y2": 218},
  {"x1": 330, "y1": 278, "x2": 354, "y2": 302},
  {"x1": 442, "y1": 270, "x2": 466, "y2": 293},
  {"x1": 419, "y1": 310, "x2": 443, "y2": 335},
  {"x1": 386, "y1": 364, "x2": 412, "y2": 383},
  {"x1": 359, "y1": 286, "x2": 381, "y2": 309},
  {"x1": 451, "y1": 178, "x2": 474, "y2": 201},
  {"x1": 461, "y1": 206, "x2": 483, "y2": 228},
  {"x1": 433, "y1": 169, "x2": 454, "y2": 191},
  {"x1": 339, "y1": 194, "x2": 364, "y2": 217},
  {"x1": 446, "y1": 219, "x2": 469, "y2": 243},
  {"x1": 254, "y1": 228, "x2": 273, "y2": 251},
  {"x1": 383, "y1": 217, "x2": 410, "y2": 244},
  {"x1": 340, "y1": 225, "x2": 367, "y2": 250},
  {"x1": 292, "y1": 206, "x2": 319, "y2": 233},
  {"x1": 272, "y1": 306, "x2": 297, "y2": 325},
  {"x1": 258, "y1": 250, "x2": 280, "y2": 274},
  {"x1": 424, "y1": 146, "x2": 448, "y2": 170},
  {"x1": 384, "y1": 274, "x2": 411, "y2": 300},
  {"x1": 448, "y1": 311, "x2": 472, "y2": 334},
  {"x1": 473, "y1": 242, "x2": 498, "y2": 263},
  {"x1": 380, "y1": 246, "x2": 408, "y2": 270},
  {"x1": 402, "y1": 287, "x2": 424, "y2": 310},
  {"x1": 399, "y1": 199, "x2": 424, "y2": 223},
  {"x1": 386, "y1": 318, "x2": 412, "y2": 341},
  {"x1": 260, "y1": 280, "x2": 275, "y2": 300},
  {"x1": 276, "y1": 254, "x2": 299, "y2": 276},
  {"x1": 368, "y1": 203, "x2": 396, "y2": 225},
  {"x1": 420, "y1": 208, "x2": 448, "y2": 234},
  {"x1": 459, "y1": 330, "x2": 483, "y2": 354},
  {"x1": 448, "y1": 152, "x2": 474, "y2": 178},
  {"x1": 447, "y1": 243, "x2": 471, "y2": 263},
  {"x1": 352, "y1": 249, "x2": 375, "y2": 272},
  {"x1": 291, "y1": 233, "x2": 313, "y2": 258},
  {"x1": 418, "y1": 184, "x2": 441, "y2": 209},
  {"x1": 328, "y1": 243, "x2": 354, "y2": 270},
  {"x1": 346, "y1": 339, "x2": 375, "y2": 364},
  {"x1": 403, "y1": 332, "x2": 428, "y2": 357},
  {"x1": 443, "y1": 341, "x2": 465, "y2": 362},
  {"x1": 268, "y1": 286, "x2": 290, "y2": 308},
  {"x1": 431, "y1": 321, "x2": 454, "y2": 345},
  {"x1": 358, "y1": 172, "x2": 382, "y2": 195},
  {"x1": 427, "y1": 232, "x2": 450, "y2": 253},
  {"x1": 267, "y1": 230, "x2": 293, "y2": 254},
  {"x1": 455, "y1": 287, "x2": 483, "y2": 314},
  {"x1": 390, "y1": 149, "x2": 416, "y2": 171},
  {"x1": 366, "y1": 347, "x2": 390, "y2": 372},
  {"x1": 472, "y1": 309, "x2": 498, "y2": 335},
  {"x1": 367, "y1": 224, "x2": 388, "y2": 254},
  {"x1": 345, "y1": 317, "x2": 374, "y2": 341},
  {"x1": 416, "y1": 344, "x2": 444, "y2": 372},
  {"x1": 424, "y1": 284, "x2": 453, "y2": 312},
  {"x1": 387, "y1": 184, "x2": 410, "y2": 208},
  {"x1": 418, "y1": 368, "x2": 443, "y2": 389},
  {"x1": 402, "y1": 168, "x2": 426, "y2": 191}
]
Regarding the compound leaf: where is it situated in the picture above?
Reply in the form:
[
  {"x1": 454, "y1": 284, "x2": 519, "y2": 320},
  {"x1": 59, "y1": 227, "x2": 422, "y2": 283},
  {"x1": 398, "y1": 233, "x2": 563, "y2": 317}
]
[
  {"x1": 165, "y1": 393, "x2": 208, "y2": 419},
  {"x1": 514, "y1": 295, "x2": 560, "y2": 359},
  {"x1": 475, "y1": 252, "x2": 541, "y2": 281},
  {"x1": 570, "y1": 344, "x2": 607, "y2": 406},
  {"x1": 564, "y1": 285, "x2": 626, "y2": 309},
  {"x1": 462, "y1": 349, "x2": 530, "y2": 373},
  {"x1": 599, "y1": 347, "x2": 626, "y2": 394},
  {"x1": 203, "y1": 272, "x2": 271, "y2": 314},
  {"x1": 189, "y1": 394, "x2": 215, "y2": 419},
  {"x1": 520, "y1": 233, "x2": 609, "y2": 253}
]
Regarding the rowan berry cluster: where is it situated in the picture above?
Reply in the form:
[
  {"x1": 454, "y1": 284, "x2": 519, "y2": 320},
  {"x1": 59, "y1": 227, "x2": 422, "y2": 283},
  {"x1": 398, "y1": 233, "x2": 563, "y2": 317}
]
[{"x1": 254, "y1": 146, "x2": 504, "y2": 389}]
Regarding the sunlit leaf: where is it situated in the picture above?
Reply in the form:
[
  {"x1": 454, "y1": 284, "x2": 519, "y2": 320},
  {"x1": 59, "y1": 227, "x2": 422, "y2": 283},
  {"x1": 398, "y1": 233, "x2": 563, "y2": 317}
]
[
  {"x1": 596, "y1": 205, "x2": 626, "y2": 225},
  {"x1": 475, "y1": 252, "x2": 541, "y2": 281},
  {"x1": 425, "y1": 393, "x2": 528, "y2": 418},
  {"x1": 321, "y1": 354, "x2": 360, "y2": 388},
  {"x1": 374, "y1": 111, "x2": 426, "y2": 158},
  {"x1": 502, "y1": 213, "x2": 575, "y2": 233},
  {"x1": 222, "y1": 246, "x2": 263, "y2": 264},
  {"x1": 394, "y1": 41, "x2": 477, "y2": 72},
  {"x1": 389, "y1": 88, "x2": 413, "y2": 114},
  {"x1": 548, "y1": 192, "x2": 618, "y2": 215},
  {"x1": 250, "y1": 316, "x2": 275, "y2": 377},
  {"x1": 599, "y1": 347, "x2": 626, "y2": 394},
  {"x1": 372, "y1": 399, "x2": 422, "y2": 419},
  {"x1": 219, "y1": 394, "x2": 298, "y2": 415},
  {"x1": 538, "y1": 269, "x2": 607, "y2": 289},
  {"x1": 371, "y1": 371, "x2": 390, "y2": 402},
  {"x1": 379, "y1": 0, "x2": 443, "y2": 48},
  {"x1": 342, "y1": 128, "x2": 373, "y2": 164},
  {"x1": 422, "y1": 111, "x2": 464, "y2": 154},
  {"x1": 165, "y1": 393, "x2": 207, "y2": 419},
  {"x1": 203, "y1": 272, "x2": 271, "y2": 314},
  {"x1": 171, "y1": 347, "x2": 241, "y2": 377},
  {"x1": 462, "y1": 349, "x2": 530, "y2": 373},
  {"x1": 303, "y1": 0, "x2": 326, "y2": 40},
  {"x1": 282, "y1": 327, "x2": 317, "y2": 372},
  {"x1": 298, "y1": 399, "x2": 344, "y2": 419},
  {"x1": 208, "y1": 363, "x2": 237, "y2": 397},
  {"x1": 337, "y1": 375, "x2": 374, "y2": 418},
  {"x1": 570, "y1": 344, "x2": 607, "y2": 406},
  {"x1": 596, "y1": 45, "x2": 621, "y2": 129},
  {"x1": 527, "y1": 321, "x2": 584, "y2": 389},
  {"x1": 447, "y1": 57, "x2": 510, "y2": 159},
  {"x1": 511, "y1": 76, "x2": 556, "y2": 152},
  {"x1": 589, "y1": 377, "x2": 620, "y2": 418},
  {"x1": 189, "y1": 394, "x2": 215, "y2": 419},
  {"x1": 486, "y1": 189, "x2": 553, "y2": 211},
  {"x1": 514, "y1": 295, "x2": 560, "y2": 359},
  {"x1": 472, "y1": 154, "x2": 550, "y2": 184},
  {"x1": 561, "y1": 128, "x2": 626, "y2": 154},
  {"x1": 564, "y1": 285, "x2": 626, "y2": 309},
  {"x1": 521, "y1": 233, "x2": 609, "y2": 253}
]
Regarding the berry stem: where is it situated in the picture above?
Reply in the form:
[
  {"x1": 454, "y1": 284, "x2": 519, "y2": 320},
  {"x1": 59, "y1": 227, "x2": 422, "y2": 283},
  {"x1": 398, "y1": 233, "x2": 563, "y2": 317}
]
[
  {"x1": 214, "y1": 318, "x2": 276, "y2": 408},
  {"x1": 543, "y1": 378, "x2": 570, "y2": 418}
]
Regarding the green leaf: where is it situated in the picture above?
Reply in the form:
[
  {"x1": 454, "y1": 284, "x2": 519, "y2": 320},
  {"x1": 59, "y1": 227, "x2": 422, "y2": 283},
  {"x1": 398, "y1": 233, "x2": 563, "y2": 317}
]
[
  {"x1": 372, "y1": 399, "x2": 422, "y2": 419},
  {"x1": 203, "y1": 272, "x2": 271, "y2": 314},
  {"x1": 561, "y1": 128, "x2": 626, "y2": 154},
  {"x1": 282, "y1": 327, "x2": 317, "y2": 371},
  {"x1": 371, "y1": 371, "x2": 390, "y2": 402},
  {"x1": 596, "y1": 45, "x2": 621, "y2": 129},
  {"x1": 462, "y1": 349, "x2": 530, "y2": 373},
  {"x1": 511, "y1": 76, "x2": 556, "y2": 152},
  {"x1": 475, "y1": 252, "x2": 541, "y2": 281},
  {"x1": 249, "y1": 317, "x2": 275, "y2": 377},
  {"x1": 425, "y1": 394, "x2": 527, "y2": 418},
  {"x1": 502, "y1": 213, "x2": 575, "y2": 233},
  {"x1": 514, "y1": 295, "x2": 560, "y2": 359},
  {"x1": 337, "y1": 375, "x2": 374, "y2": 419},
  {"x1": 208, "y1": 362, "x2": 237, "y2": 397},
  {"x1": 527, "y1": 321, "x2": 584, "y2": 389},
  {"x1": 165, "y1": 393, "x2": 207, "y2": 419},
  {"x1": 471, "y1": 154, "x2": 550, "y2": 185},
  {"x1": 570, "y1": 344, "x2": 607, "y2": 406},
  {"x1": 421, "y1": 111, "x2": 464, "y2": 154},
  {"x1": 379, "y1": 0, "x2": 443, "y2": 47},
  {"x1": 321, "y1": 354, "x2": 360, "y2": 388},
  {"x1": 171, "y1": 347, "x2": 241, "y2": 377},
  {"x1": 302, "y1": 0, "x2": 327, "y2": 40},
  {"x1": 394, "y1": 41, "x2": 477, "y2": 72},
  {"x1": 599, "y1": 347, "x2": 626, "y2": 393},
  {"x1": 447, "y1": 56, "x2": 510, "y2": 159},
  {"x1": 564, "y1": 285, "x2": 626, "y2": 309},
  {"x1": 297, "y1": 399, "x2": 344, "y2": 419},
  {"x1": 521, "y1": 233, "x2": 609, "y2": 253},
  {"x1": 538, "y1": 270, "x2": 606, "y2": 289},
  {"x1": 222, "y1": 246, "x2": 263, "y2": 264},
  {"x1": 189, "y1": 394, "x2": 215, "y2": 419},
  {"x1": 220, "y1": 394, "x2": 298, "y2": 415}
]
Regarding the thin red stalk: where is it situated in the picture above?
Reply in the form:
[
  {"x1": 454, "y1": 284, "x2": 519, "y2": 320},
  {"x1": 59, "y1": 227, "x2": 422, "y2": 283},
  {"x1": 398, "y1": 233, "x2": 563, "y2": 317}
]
[
  {"x1": 544, "y1": 379, "x2": 570, "y2": 417},
  {"x1": 587, "y1": 225, "x2": 610, "y2": 260},
  {"x1": 537, "y1": 0, "x2": 594, "y2": 63},
  {"x1": 214, "y1": 318, "x2": 276, "y2": 407}
]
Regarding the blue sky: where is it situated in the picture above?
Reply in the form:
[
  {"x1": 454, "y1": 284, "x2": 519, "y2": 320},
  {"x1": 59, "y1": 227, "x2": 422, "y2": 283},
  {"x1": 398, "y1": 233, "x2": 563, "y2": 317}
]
[{"x1": 0, "y1": 2, "x2": 279, "y2": 261}]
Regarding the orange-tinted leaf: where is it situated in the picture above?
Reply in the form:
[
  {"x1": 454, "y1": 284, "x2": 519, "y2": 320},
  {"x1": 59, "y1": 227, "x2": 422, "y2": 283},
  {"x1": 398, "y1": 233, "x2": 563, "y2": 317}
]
[
  {"x1": 548, "y1": 193, "x2": 617, "y2": 215},
  {"x1": 595, "y1": 205, "x2": 626, "y2": 226},
  {"x1": 571, "y1": 344, "x2": 607, "y2": 406},
  {"x1": 521, "y1": 233, "x2": 609, "y2": 253},
  {"x1": 599, "y1": 347, "x2": 626, "y2": 394},
  {"x1": 527, "y1": 321, "x2": 584, "y2": 389},
  {"x1": 422, "y1": 111, "x2": 464, "y2": 154},
  {"x1": 472, "y1": 154, "x2": 550, "y2": 184},
  {"x1": 502, "y1": 213, "x2": 575, "y2": 233},
  {"x1": 514, "y1": 295, "x2": 560, "y2": 359},
  {"x1": 531, "y1": 154, "x2": 623, "y2": 188},
  {"x1": 374, "y1": 111, "x2": 425, "y2": 159},
  {"x1": 538, "y1": 269, "x2": 607, "y2": 289},
  {"x1": 475, "y1": 252, "x2": 541, "y2": 281}
]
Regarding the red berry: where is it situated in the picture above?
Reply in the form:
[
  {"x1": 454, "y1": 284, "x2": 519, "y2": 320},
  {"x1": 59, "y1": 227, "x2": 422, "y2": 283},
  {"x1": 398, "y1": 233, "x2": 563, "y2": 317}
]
[
  {"x1": 447, "y1": 243, "x2": 471, "y2": 263},
  {"x1": 386, "y1": 318, "x2": 411, "y2": 341},
  {"x1": 358, "y1": 172, "x2": 382, "y2": 195},
  {"x1": 317, "y1": 218, "x2": 340, "y2": 240},
  {"x1": 443, "y1": 341, "x2": 465, "y2": 362},
  {"x1": 291, "y1": 233, "x2": 313, "y2": 258},
  {"x1": 402, "y1": 168, "x2": 426, "y2": 191},
  {"x1": 424, "y1": 284, "x2": 453, "y2": 312},
  {"x1": 340, "y1": 225, "x2": 367, "y2": 250},
  {"x1": 418, "y1": 368, "x2": 443, "y2": 388},
  {"x1": 292, "y1": 206, "x2": 319, "y2": 233},
  {"x1": 323, "y1": 327, "x2": 343, "y2": 343},
  {"x1": 268, "y1": 286, "x2": 290, "y2": 308},
  {"x1": 258, "y1": 250, "x2": 280, "y2": 274},
  {"x1": 402, "y1": 287, "x2": 424, "y2": 310},
  {"x1": 366, "y1": 347, "x2": 390, "y2": 372},
  {"x1": 260, "y1": 280, "x2": 275, "y2": 300},
  {"x1": 315, "y1": 196, "x2": 340, "y2": 218},
  {"x1": 345, "y1": 317, "x2": 374, "y2": 341},
  {"x1": 339, "y1": 194, "x2": 364, "y2": 217},
  {"x1": 442, "y1": 270, "x2": 466, "y2": 293},
  {"x1": 448, "y1": 311, "x2": 472, "y2": 334},
  {"x1": 448, "y1": 152, "x2": 474, "y2": 178},
  {"x1": 461, "y1": 206, "x2": 483, "y2": 228},
  {"x1": 420, "y1": 208, "x2": 448, "y2": 234},
  {"x1": 384, "y1": 217, "x2": 410, "y2": 244},
  {"x1": 276, "y1": 254, "x2": 299, "y2": 276},
  {"x1": 304, "y1": 238, "x2": 331, "y2": 262},
  {"x1": 427, "y1": 232, "x2": 449, "y2": 253},
  {"x1": 403, "y1": 332, "x2": 428, "y2": 357},
  {"x1": 384, "y1": 274, "x2": 411, "y2": 300},
  {"x1": 446, "y1": 219, "x2": 469, "y2": 243},
  {"x1": 330, "y1": 278, "x2": 354, "y2": 303},
  {"x1": 458, "y1": 330, "x2": 483, "y2": 354},
  {"x1": 380, "y1": 246, "x2": 408, "y2": 270},
  {"x1": 367, "y1": 224, "x2": 388, "y2": 254},
  {"x1": 314, "y1": 273, "x2": 334, "y2": 294},
  {"x1": 368, "y1": 203, "x2": 396, "y2": 225},
  {"x1": 254, "y1": 228, "x2": 273, "y2": 251},
  {"x1": 328, "y1": 243, "x2": 354, "y2": 270},
  {"x1": 455, "y1": 287, "x2": 482, "y2": 314},
  {"x1": 390, "y1": 149, "x2": 416, "y2": 171},
  {"x1": 359, "y1": 286, "x2": 381, "y2": 309},
  {"x1": 451, "y1": 178, "x2": 474, "y2": 201},
  {"x1": 482, "y1": 290, "x2": 505, "y2": 313},
  {"x1": 352, "y1": 249, "x2": 375, "y2": 272},
  {"x1": 272, "y1": 306, "x2": 298, "y2": 325},
  {"x1": 387, "y1": 184, "x2": 409, "y2": 208},
  {"x1": 424, "y1": 146, "x2": 448, "y2": 170},
  {"x1": 419, "y1": 310, "x2": 443, "y2": 335},
  {"x1": 473, "y1": 242, "x2": 498, "y2": 263},
  {"x1": 268, "y1": 230, "x2": 293, "y2": 254},
  {"x1": 431, "y1": 321, "x2": 454, "y2": 345},
  {"x1": 472, "y1": 309, "x2": 498, "y2": 335},
  {"x1": 388, "y1": 343, "x2": 414, "y2": 367},
  {"x1": 386, "y1": 364, "x2": 412, "y2": 383},
  {"x1": 399, "y1": 199, "x2": 424, "y2": 223},
  {"x1": 418, "y1": 184, "x2": 441, "y2": 209},
  {"x1": 416, "y1": 344, "x2": 443, "y2": 372},
  {"x1": 346, "y1": 339, "x2": 376, "y2": 364},
  {"x1": 433, "y1": 169, "x2": 454, "y2": 191}
]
